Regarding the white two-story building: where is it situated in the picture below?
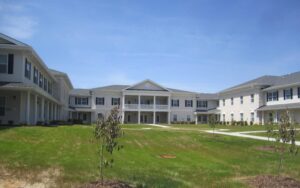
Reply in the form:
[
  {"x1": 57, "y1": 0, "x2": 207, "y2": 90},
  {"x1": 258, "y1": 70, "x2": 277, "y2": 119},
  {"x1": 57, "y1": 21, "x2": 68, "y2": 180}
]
[
  {"x1": 1, "y1": 33, "x2": 300, "y2": 126},
  {"x1": 0, "y1": 33, "x2": 73, "y2": 125},
  {"x1": 69, "y1": 80, "x2": 219, "y2": 124}
]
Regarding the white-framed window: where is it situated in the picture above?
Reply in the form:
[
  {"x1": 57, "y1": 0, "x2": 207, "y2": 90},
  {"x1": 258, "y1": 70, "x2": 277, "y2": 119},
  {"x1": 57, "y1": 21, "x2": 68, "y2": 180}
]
[
  {"x1": 75, "y1": 97, "x2": 89, "y2": 105},
  {"x1": 298, "y1": 87, "x2": 300, "y2": 98},
  {"x1": 173, "y1": 114, "x2": 177, "y2": 122},
  {"x1": 251, "y1": 112, "x2": 254, "y2": 122},
  {"x1": 0, "y1": 97, "x2": 5, "y2": 116},
  {"x1": 96, "y1": 97, "x2": 105, "y2": 105},
  {"x1": 33, "y1": 67, "x2": 38, "y2": 84},
  {"x1": 284, "y1": 88, "x2": 293, "y2": 100},
  {"x1": 43, "y1": 77, "x2": 48, "y2": 91},
  {"x1": 171, "y1": 99, "x2": 179, "y2": 107},
  {"x1": 222, "y1": 99, "x2": 225, "y2": 106},
  {"x1": 197, "y1": 100, "x2": 207, "y2": 108},
  {"x1": 48, "y1": 81, "x2": 52, "y2": 94},
  {"x1": 39, "y1": 72, "x2": 43, "y2": 88},
  {"x1": 240, "y1": 113, "x2": 244, "y2": 121},
  {"x1": 251, "y1": 94, "x2": 254, "y2": 103},
  {"x1": 111, "y1": 98, "x2": 120, "y2": 105},
  {"x1": 0, "y1": 54, "x2": 8, "y2": 73},
  {"x1": 267, "y1": 91, "x2": 278, "y2": 101},
  {"x1": 231, "y1": 113, "x2": 234, "y2": 121},
  {"x1": 25, "y1": 59, "x2": 31, "y2": 80},
  {"x1": 187, "y1": 115, "x2": 191, "y2": 122},
  {"x1": 240, "y1": 96, "x2": 243, "y2": 104},
  {"x1": 231, "y1": 98, "x2": 234, "y2": 105},
  {"x1": 185, "y1": 100, "x2": 193, "y2": 107}
]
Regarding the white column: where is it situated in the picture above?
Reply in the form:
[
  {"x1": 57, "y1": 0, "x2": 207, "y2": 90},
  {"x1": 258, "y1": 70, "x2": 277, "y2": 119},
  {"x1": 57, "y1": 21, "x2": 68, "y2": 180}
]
[
  {"x1": 153, "y1": 96, "x2": 156, "y2": 110},
  {"x1": 48, "y1": 102, "x2": 51, "y2": 122},
  {"x1": 26, "y1": 91, "x2": 30, "y2": 124},
  {"x1": 168, "y1": 112, "x2": 171, "y2": 124},
  {"x1": 195, "y1": 114, "x2": 198, "y2": 125},
  {"x1": 121, "y1": 95, "x2": 125, "y2": 124},
  {"x1": 34, "y1": 95, "x2": 38, "y2": 125},
  {"x1": 41, "y1": 97, "x2": 45, "y2": 122},
  {"x1": 138, "y1": 95, "x2": 141, "y2": 124},
  {"x1": 153, "y1": 112, "x2": 156, "y2": 124},
  {"x1": 261, "y1": 111, "x2": 265, "y2": 125}
]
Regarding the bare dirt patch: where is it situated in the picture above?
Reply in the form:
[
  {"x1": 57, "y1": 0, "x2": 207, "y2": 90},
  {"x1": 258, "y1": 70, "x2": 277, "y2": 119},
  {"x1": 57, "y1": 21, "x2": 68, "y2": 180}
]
[
  {"x1": 80, "y1": 180, "x2": 132, "y2": 188},
  {"x1": 0, "y1": 167, "x2": 61, "y2": 188},
  {"x1": 247, "y1": 175, "x2": 300, "y2": 188},
  {"x1": 160, "y1": 154, "x2": 176, "y2": 159}
]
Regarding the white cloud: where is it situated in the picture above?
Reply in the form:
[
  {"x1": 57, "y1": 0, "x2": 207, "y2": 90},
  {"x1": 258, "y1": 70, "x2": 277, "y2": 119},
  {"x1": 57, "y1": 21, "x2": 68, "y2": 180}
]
[{"x1": 0, "y1": 2, "x2": 37, "y2": 39}]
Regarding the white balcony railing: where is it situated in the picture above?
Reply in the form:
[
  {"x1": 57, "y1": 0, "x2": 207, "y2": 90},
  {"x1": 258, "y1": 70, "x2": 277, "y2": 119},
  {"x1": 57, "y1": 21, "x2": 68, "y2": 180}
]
[
  {"x1": 155, "y1": 105, "x2": 168, "y2": 110},
  {"x1": 124, "y1": 104, "x2": 138, "y2": 109},
  {"x1": 124, "y1": 104, "x2": 169, "y2": 110},
  {"x1": 140, "y1": 104, "x2": 154, "y2": 109}
]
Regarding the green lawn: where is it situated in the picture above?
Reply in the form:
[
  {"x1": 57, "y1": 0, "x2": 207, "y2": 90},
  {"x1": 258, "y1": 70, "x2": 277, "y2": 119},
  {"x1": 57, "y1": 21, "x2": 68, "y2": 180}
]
[
  {"x1": 0, "y1": 125, "x2": 300, "y2": 187},
  {"x1": 248, "y1": 131, "x2": 300, "y2": 141}
]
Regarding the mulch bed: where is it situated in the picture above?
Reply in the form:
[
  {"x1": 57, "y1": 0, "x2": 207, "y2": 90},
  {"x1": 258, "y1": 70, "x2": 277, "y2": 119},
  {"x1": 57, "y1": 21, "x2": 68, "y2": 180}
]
[
  {"x1": 247, "y1": 175, "x2": 300, "y2": 188},
  {"x1": 81, "y1": 180, "x2": 132, "y2": 188}
]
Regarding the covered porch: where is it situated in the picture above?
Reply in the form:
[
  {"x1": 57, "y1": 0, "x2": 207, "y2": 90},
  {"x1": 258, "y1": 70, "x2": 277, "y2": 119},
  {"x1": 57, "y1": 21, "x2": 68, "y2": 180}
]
[
  {"x1": 257, "y1": 103, "x2": 300, "y2": 124},
  {"x1": 123, "y1": 111, "x2": 170, "y2": 124},
  {"x1": 194, "y1": 109, "x2": 220, "y2": 125},
  {"x1": 0, "y1": 83, "x2": 61, "y2": 125}
]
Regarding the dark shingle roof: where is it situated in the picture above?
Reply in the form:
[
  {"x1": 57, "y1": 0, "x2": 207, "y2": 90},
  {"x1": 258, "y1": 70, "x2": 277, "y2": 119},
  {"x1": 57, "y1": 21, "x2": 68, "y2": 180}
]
[
  {"x1": 220, "y1": 75, "x2": 282, "y2": 93},
  {"x1": 264, "y1": 71, "x2": 300, "y2": 90},
  {"x1": 196, "y1": 93, "x2": 219, "y2": 100},
  {"x1": 92, "y1": 85, "x2": 129, "y2": 91},
  {"x1": 69, "y1": 89, "x2": 91, "y2": 96}
]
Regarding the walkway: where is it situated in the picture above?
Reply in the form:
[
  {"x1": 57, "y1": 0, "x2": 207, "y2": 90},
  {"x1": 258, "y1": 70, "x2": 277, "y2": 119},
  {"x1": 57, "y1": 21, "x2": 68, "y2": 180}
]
[{"x1": 205, "y1": 130, "x2": 300, "y2": 146}]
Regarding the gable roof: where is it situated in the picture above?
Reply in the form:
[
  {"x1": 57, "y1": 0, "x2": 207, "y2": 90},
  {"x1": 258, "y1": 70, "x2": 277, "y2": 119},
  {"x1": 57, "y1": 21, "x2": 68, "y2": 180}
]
[
  {"x1": 219, "y1": 75, "x2": 281, "y2": 94},
  {"x1": 123, "y1": 79, "x2": 171, "y2": 92},
  {"x1": 0, "y1": 33, "x2": 29, "y2": 46},
  {"x1": 92, "y1": 85, "x2": 129, "y2": 91},
  {"x1": 49, "y1": 69, "x2": 74, "y2": 89},
  {"x1": 263, "y1": 71, "x2": 300, "y2": 91}
]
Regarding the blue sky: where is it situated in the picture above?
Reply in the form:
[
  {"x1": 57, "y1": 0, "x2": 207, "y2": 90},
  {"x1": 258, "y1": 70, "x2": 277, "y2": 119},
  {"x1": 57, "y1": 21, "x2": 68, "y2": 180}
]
[{"x1": 1, "y1": 0, "x2": 300, "y2": 92}]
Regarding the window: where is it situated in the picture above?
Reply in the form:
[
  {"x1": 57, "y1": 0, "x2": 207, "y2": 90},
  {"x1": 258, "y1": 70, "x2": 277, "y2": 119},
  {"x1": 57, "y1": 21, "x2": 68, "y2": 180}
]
[
  {"x1": 75, "y1": 97, "x2": 89, "y2": 105},
  {"x1": 0, "y1": 97, "x2": 5, "y2": 116},
  {"x1": 187, "y1": 115, "x2": 191, "y2": 122},
  {"x1": 173, "y1": 114, "x2": 177, "y2": 122},
  {"x1": 185, "y1": 100, "x2": 193, "y2": 107},
  {"x1": 96, "y1": 97, "x2": 105, "y2": 105},
  {"x1": 267, "y1": 91, "x2": 278, "y2": 101},
  {"x1": 171, "y1": 99, "x2": 179, "y2": 107},
  {"x1": 25, "y1": 59, "x2": 31, "y2": 80},
  {"x1": 48, "y1": 81, "x2": 52, "y2": 94},
  {"x1": 240, "y1": 113, "x2": 244, "y2": 121},
  {"x1": 0, "y1": 54, "x2": 8, "y2": 73},
  {"x1": 284, "y1": 88, "x2": 293, "y2": 100},
  {"x1": 240, "y1": 96, "x2": 243, "y2": 104},
  {"x1": 39, "y1": 72, "x2": 43, "y2": 88},
  {"x1": 43, "y1": 78, "x2": 48, "y2": 91},
  {"x1": 231, "y1": 98, "x2": 234, "y2": 105},
  {"x1": 231, "y1": 113, "x2": 234, "y2": 121},
  {"x1": 33, "y1": 67, "x2": 38, "y2": 84},
  {"x1": 251, "y1": 112, "x2": 254, "y2": 122},
  {"x1": 111, "y1": 98, "x2": 120, "y2": 105},
  {"x1": 222, "y1": 99, "x2": 225, "y2": 106},
  {"x1": 298, "y1": 87, "x2": 300, "y2": 98},
  {"x1": 197, "y1": 100, "x2": 207, "y2": 108},
  {"x1": 223, "y1": 114, "x2": 225, "y2": 122},
  {"x1": 251, "y1": 94, "x2": 254, "y2": 103}
]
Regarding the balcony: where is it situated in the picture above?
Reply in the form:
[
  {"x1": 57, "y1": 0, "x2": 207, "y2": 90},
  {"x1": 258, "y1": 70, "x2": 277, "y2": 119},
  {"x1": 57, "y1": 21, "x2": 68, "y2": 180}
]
[{"x1": 123, "y1": 104, "x2": 169, "y2": 111}]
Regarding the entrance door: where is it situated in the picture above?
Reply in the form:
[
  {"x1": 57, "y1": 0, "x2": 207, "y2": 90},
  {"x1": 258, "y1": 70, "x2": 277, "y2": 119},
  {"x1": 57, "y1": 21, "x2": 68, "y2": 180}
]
[{"x1": 156, "y1": 115, "x2": 160, "y2": 123}]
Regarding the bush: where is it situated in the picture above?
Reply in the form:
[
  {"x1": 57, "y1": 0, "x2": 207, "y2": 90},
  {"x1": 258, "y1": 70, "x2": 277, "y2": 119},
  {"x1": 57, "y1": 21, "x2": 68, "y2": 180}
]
[{"x1": 250, "y1": 121, "x2": 253, "y2": 126}]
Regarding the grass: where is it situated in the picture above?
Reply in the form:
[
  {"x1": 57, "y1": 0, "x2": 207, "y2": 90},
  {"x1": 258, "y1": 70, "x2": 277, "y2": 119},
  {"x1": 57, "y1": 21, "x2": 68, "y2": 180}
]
[
  {"x1": 0, "y1": 124, "x2": 300, "y2": 187},
  {"x1": 248, "y1": 131, "x2": 300, "y2": 141}
]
